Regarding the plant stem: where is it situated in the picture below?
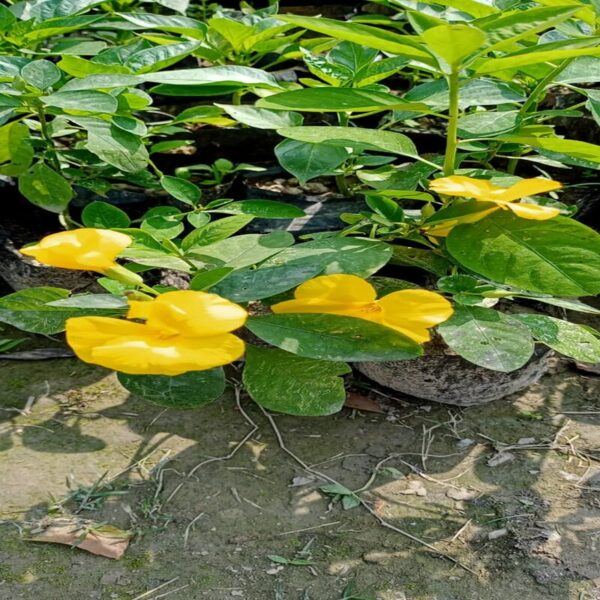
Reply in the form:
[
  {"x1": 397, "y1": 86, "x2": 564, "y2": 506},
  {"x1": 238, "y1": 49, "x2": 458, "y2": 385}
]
[
  {"x1": 443, "y1": 70, "x2": 460, "y2": 176},
  {"x1": 519, "y1": 58, "x2": 574, "y2": 117},
  {"x1": 335, "y1": 174, "x2": 351, "y2": 197},
  {"x1": 36, "y1": 105, "x2": 61, "y2": 173},
  {"x1": 232, "y1": 91, "x2": 243, "y2": 106}
]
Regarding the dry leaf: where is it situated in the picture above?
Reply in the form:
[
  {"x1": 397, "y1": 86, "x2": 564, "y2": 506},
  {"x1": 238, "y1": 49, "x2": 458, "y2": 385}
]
[
  {"x1": 27, "y1": 519, "x2": 130, "y2": 560},
  {"x1": 344, "y1": 392, "x2": 384, "y2": 414}
]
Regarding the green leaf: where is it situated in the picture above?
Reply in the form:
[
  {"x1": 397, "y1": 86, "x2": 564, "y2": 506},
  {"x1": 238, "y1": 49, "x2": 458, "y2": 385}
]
[
  {"x1": 145, "y1": 66, "x2": 280, "y2": 89},
  {"x1": 117, "y1": 369, "x2": 226, "y2": 409},
  {"x1": 190, "y1": 267, "x2": 234, "y2": 291},
  {"x1": 277, "y1": 126, "x2": 418, "y2": 158},
  {"x1": 213, "y1": 200, "x2": 305, "y2": 219},
  {"x1": 246, "y1": 313, "x2": 423, "y2": 362},
  {"x1": 476, "y1": 45, "x2": 600, "y2": 74},
  {"x1": 81, "y1": 201, "x2": 131, "y2": 228},
  {"x1": 160, "y1": 176, "x2": 201, "y2": 206},
  {"x1": 76, "y1": 118, "x2": 148, "y2": 173},
  {"x1": 18, "y1": 163, "x2": 73, "y2": 213},
  {"x1": 243, "y1": 345, "x2": 351, "y2": 416},
  {"x1": 275, "y1": 140, "x2": 348, "y2": 185},
  {"x1": 41, "y1": 90, "x2": 118, "y2": 114},
  {"x1": 60, "y1": 74, "x2": 143, "y2": 92},
  {"x1": 126, "y1": 41, "x2": 202, "y2": 74},
  {"x1": 457, "y1": 110, "x2": 520, "y2": 138},
  {"x1": 262, "y1": 237, "x2": 392, "y2": 278},
  {"x1": 182, "y1": 215, "x2": 254, "y2": 250},
  {"x1": 389, "y1": 245, "x2": 450, "y2": 276},
  {"x1": 216, "y1": 104, "x2": 303, "y2": 129},
  {"x1": 514, "y1": 314, "x2": 600, "y2": 363},
  {"x1": 438, "y1": 306, "x2": 535, "y2": 372},
  {"x1": 0, "y1": 121, "x2": 33, "y2": 176},
  {"x1": 58, "y1": 55, "x2": 132, "y2": 77},
  {"x1": 141, "y1": 206, "x2": 184, "y2": 241},
  {"x1": 47, "y1": 294, "x2": 128, "y2": 309},
  {"x1": 421, "y1": 24, "x2": 486, "y2": 71},
  {"x1": 499, "y1": 134, "x2": 600, "y2": 165},
  {"x1": 21, "y1": 59, "x2": 62, "y2": 90},
  {"x1": 189, "y1": 231, "x2": 294, "y2": 269},
  {"x1": 278, "y1": 14, "x2": 435, "y2": 65},
  {"x1": 114, "y1": 12, "x2": 207, "y2": 39},
  {"x1": 257, "y1": 88, "x2": 429, "y2": 113},
  {"x1": 0, "y1": 287, "x2": 118, "y2": 335},
  {"x1": 446, "y1": 212, "x2": 600, "y2": 297}
]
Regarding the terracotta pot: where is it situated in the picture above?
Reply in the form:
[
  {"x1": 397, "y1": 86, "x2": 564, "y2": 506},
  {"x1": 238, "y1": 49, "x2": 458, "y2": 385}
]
[{"x1": 354, "y1": 344, "x2": 552, "y2": 407}]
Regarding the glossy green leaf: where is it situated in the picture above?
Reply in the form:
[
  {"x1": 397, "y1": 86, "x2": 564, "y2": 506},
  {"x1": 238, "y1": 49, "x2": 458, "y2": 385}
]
[
  {"x1": 499, "y1": 134, "x2": 600, "y2": 164},
  {"x1": 0, "y1": 121, "x2": 33, "y2": 176},
  {"x1": 278, "y1": 126, "x2": 418, "y2": 158},
  {"x1": 213, "y1": 200, "x2": 305, "y2": 219},
  {"x1": 118, "y1": 369, "x2": 226, "y2": 409},
  {"x1": 81, "y1": 201, "x2": 131, "y2": 228},
  {"x1": 78, "y1": 118, "x2": 148, "y2": 173},
  {"x1": 275, "y1": 139, "x2": 348, "y2": 184},
  {"x1": 389, "y1": 245, "x2": 450, "y2": 276},
  {"x1": 243, "y1": 345, "x2": 351, "y2": 416},
  {"x1": 141, "y1": 206, "x2": 184, "y2": 241},
  {"x1": 216, "y1": 104, "x2": 303, "y2": 129},
  {"x1": 212, "y1": 262, "x2": 323, "y2": 302},
  {"x1": 21, "y1": 59, "x2": 62, "y2": 89},
  {"x1": 438, "y1": 306, "x2": 535, "y2": 372},
  {"x1": 446, "y1": 212, "x2": 600, "y2": 297},
  {"x1": 41, "y1": 90, "x2": 118, "y2": 113},
  {"x1": 514, "y1": 314, "x2": 600, "y2": 363},
  {"x1": 258, "y1": 88, "x2": 429, "y2": 113},
  {"x1": 0, "y1": 287, "x2": 118, "y2": 335},
  {"x1": 190, "y1": 267, "x2": 234, "y2": 291},
  {"x1": 160, "y1": 176, "x2": 201, "y2": 206},
  {"x1": 188, "y1": 231, "x2": 294, "y2": 269},
  {"x1": 115, "y1": 13, "x2": 207, "y2": 39},
  {"x1": 126, "y1": 41, "x2": 202, "y2": 74},
  {"x1": 421, "y1": 24, "x2": 486, "y2": 71},
  {"x1": 182, "y1": 215, "x2": 254, "y2": 250},
  {"x1": 145, "y1": 66, "x2": 279, "y2": 89},
  {"x1": 457, "y1": 110, "x2": 520, "y2": 137},
  {"x1": 278, "y1": 14, "x2": 435, "y2": 65},
  {"x1": 18, "y1": 163, "x2": 73, "y2": 213},
  {"x1": 246, "y1": 313, "x2": 423, "y2": 362}
]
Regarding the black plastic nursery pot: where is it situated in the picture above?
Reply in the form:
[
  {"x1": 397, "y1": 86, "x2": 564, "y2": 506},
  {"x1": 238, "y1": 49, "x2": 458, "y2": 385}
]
[
  {"x1": 354, "y1": 343, "x2": 553, "y2": 407},
  {"x1": 243, "y1": 168, "x2": 367, "y2": 234}
]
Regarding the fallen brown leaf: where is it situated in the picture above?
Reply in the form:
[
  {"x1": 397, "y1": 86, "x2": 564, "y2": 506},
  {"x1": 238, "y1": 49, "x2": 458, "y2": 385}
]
[
  {"x1": 27, "y1": 519, "x2": 130, "y2": 560},
  {"x1": 344, "y1": 392, "x2": 384, "y2": 414}
]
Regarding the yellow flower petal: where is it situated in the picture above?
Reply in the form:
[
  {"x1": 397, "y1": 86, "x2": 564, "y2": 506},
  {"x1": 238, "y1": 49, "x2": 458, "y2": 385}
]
[
  {"x1": 429, "y1": 176, "x2": 496, "y2": 201},
  {"x1": 424, "y1": 206, "x2": 498, "y2": 237},
  {"x1": 377, "y1": 289, "x2": 454, "y2": 343},
  {"x1": 140, "y1": 290, "x2": 247, "y2": 337},
  {"x1": 20, "y1": 229, "x2": 132, "y2": 273},
  {"x1": 503, "y1": 201, "x2": 561, "y2": 220},
  {"x1": 66, "y1": 316, "x2": 244, "y2": 375},
  {"x1": 492, "y1": 178, "x2": 561, "y2": 202},
  {"x1": 271, "y1": 274, "x2": 377, "y2": 315},
  {"x1": 430, "y1": 175, "x2": 561, "y2": 204}
]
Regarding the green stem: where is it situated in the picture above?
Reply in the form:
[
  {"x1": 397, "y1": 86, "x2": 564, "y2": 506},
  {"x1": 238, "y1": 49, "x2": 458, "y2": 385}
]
[
  {"x1": 443, "y1": 70, "x2": 460, "y2": 176},
  {"x1": 232, "y1": 91, "x2": 243, "y2": 106},
  {"x1": 519, "y1": 58, "x2": 574, "y2": 117},
  {"x1": 335, "y1": 174, "x2": 351, "y2": 197},
  {"x1": 36, "y1": 105, "x2": 61, "y2": 173}
]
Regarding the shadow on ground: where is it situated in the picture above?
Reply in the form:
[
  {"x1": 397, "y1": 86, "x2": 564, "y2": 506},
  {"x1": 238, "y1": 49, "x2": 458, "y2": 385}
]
[{"x1": 1, "y1": 355, "x2": 599, "y2": 600}]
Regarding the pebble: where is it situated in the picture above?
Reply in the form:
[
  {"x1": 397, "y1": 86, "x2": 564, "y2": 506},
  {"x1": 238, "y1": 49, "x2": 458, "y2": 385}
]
[
  {"x1": 488, "y1": 528, "x2": 508, "y2": 540},
  {"x1": 446, "y1": 487, "x2": 477, "y2": 501},
  {"x1": 488, "y1": 452, "x2": 515, "y2": 467},
  {"x1": 399, "y1": 480, "x2": 427, "y2": 496},
  {"x1": 457, "y1": 438, "x2": 475, "y2": 449},
  {"x1": 517, "y1": 437, "x2": 536, "y2": 445}
]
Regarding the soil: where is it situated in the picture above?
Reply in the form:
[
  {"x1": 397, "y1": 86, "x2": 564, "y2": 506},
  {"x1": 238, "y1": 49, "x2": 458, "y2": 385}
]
[{"x1": 1, "y1": 341, "x2": 600, "y2": 600}]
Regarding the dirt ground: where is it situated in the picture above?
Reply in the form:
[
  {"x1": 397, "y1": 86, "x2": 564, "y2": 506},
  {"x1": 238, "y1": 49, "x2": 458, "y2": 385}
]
[{"x1": 1, "y1": 351, "x2": 600, "y2": 600}]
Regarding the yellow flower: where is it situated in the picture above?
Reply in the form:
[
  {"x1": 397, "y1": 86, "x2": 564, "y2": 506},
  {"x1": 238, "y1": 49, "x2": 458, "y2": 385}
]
[
  {"x1": 426, "y1": 176, "x2": 562, "y2": 237},
  {"x1": 20, "y1": 228, "x2": 132, "y2": 273},
  {"x1": 66, "y1": 291, "x2": 247, "y2": 376},
  {"x1": 271, "y1": 274, "x2": 453, "y2": 344}
]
